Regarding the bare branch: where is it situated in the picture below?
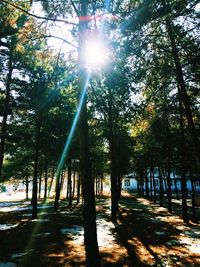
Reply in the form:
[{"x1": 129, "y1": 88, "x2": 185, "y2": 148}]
[
  {"x1": 43, "y1": 35, "x2": 77, "y2": 49},
  {"x1": 70, "y1": 0, "x2": 80, "y2": 17}
]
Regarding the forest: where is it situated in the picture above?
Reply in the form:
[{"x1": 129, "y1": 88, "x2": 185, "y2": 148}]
[{"x1": 0, "y1": 0, "x2": 200, "y2": 266}]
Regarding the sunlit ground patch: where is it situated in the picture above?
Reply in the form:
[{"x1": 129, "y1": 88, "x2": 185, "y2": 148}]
[
  {"x1": 0, "y1": 204, "x2": 30, "y2": 213},
  {"x1": 178, "y1": 236, "x2": 200, "y2": 254},
  {"x1": 0, "y1": 262, "x2": 17, "y2": 267},
  {"x1": 0, "y1": 223, "x2": 19, "y2": 230}
]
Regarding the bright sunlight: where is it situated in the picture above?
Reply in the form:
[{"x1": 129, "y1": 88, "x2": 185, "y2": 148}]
[{"x1": 84, "y1": 38, "x2": 109, "y2": 71}]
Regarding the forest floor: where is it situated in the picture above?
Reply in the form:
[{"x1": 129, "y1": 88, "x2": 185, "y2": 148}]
[{"x1": 0, "y1": 193, "x2": 200, "y2": 267}]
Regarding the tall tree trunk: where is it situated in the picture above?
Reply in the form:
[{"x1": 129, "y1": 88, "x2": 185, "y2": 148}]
[
  {"x1": 158, "y1": 165, "x2": 163, "y2": 206},
  {"x1": 77, "y1": 167, "x2": 81, "y2": 204},
  {"x1": 95, "y1": 177, "x2": 98, "y2": 196},
  {"x1": 165, "y1": 17, "x2": 200, "y2": 166},
  {"x1": 48, "y1": 166, "x2": 55, "y2": 198},
  {"x1": 25, "y1": 175, "x2": 29, "y2": 200},
  {"x1": 32, "y1": 122, "x2": 40, "y2": 219},
  {"x1": 100, "y1": 173, "x2": 103, "y2": 195},
  {"x1": 54, "y1": 170, "x2": 62, "y2": 211},
  {"x1": 145, "y1": 168, "x2": 149, "y2": 198},
  {"x1": 162, "y1": 168, "x2": 168, "y2": 195},
  {"x1": 166, "y1": 147, "x2": 172, "y2": 213},
  {"x1": 108, "y1": 87, "x2": 118, "y2": 223},
  {"x1": 0, "y1": 50, "x2": 13, "y2": 179},
  {"x1": 178, "y1": 86, "x2": 189, "y2": 223},
  {"x1": 72, "y1": 163, "x2": 76, "y2": 198},
  {"x1": 44, "y1": 159, "x2": 48, "y2": 202},
  {"x1": 38, "y1": 170, "x2": 42, "y2": 199},
  {"x1": 67, "y1": 159, "x2": 72, "y2": 206},
  {"x1": 117, "y1": 175, "x2": 122, "y2": 201},
  {"x1": 78, "y1": 1, "x2": 100, "y2": 265},
  {"x1": 172, "y1": 168, "x2": 180, "y2": 200},
  {"x1": 189, "y1": 169, "x2": 196, "y2": 220},
  {"x1": 54, "y1": 166, "x2": 65, "y2": 211},
  {"x1": 151, "y1": 167, "x2": 156, "y2": 204},
  {"x1": 150, "y1": 168, "x2": 153, "y2": 201}
]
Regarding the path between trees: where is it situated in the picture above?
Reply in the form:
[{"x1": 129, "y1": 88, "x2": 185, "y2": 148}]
[{"x1": 0, "y1": 193, "x2": 200, "y2": 266}]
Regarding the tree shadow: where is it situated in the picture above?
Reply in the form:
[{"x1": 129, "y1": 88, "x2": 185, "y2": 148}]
[{"x1": 114, "y1": 195, "x2": 200, "y2": 266}]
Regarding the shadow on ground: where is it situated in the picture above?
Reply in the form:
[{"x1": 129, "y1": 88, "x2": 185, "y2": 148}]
[{"x1": 0, "y1": 195, "x2": 200, "y2": 266}]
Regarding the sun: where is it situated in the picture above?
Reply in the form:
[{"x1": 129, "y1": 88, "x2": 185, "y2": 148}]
[{"x1": 84, "y1": 38, "x2": 109, "y2": 71}]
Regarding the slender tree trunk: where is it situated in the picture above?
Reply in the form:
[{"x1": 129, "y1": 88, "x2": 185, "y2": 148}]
[
  {"x1": 108, "y1": 90, "x2": 118, "y2": 222},
  {"x1": 189, "y1": 170, "x2": 196, "y2": 220},
  {"x1": 25, "y1": 175, "x2": 29, "y2": 200},
  {"x1": 54, "y1": 170, "x2": 62, "y2": 211},
  {"x1": 100, "y1": 173, "x2": 103, "y2": 195},
  {"x1": 145, "y1": 168, "x2": 149, "y2": 198},
  {"x1": 38, "y1": 170, "x2": 42, "y2": 199},
  {"x1": 151, "y1": 167, "x2": 156, "y2": 204},
  {"x1": 178, "y1": 86, "x2": 189, "y2": 223},
  {"x1": 117, "y1": 176, "x2": 122, "y2": 201},
  {"x1": 166, "y1": 147, "x2": 172, "y2": 213},
  {"x1": 68, "y1": 159, "x2": 72, "y2": 206},
  {"x1": 78, "y1": 1, "x2": 100, "y2": 265},
  {"x1": 0, "y1": 50, "x2": 13, "y2": 179},
  {"x1": 77, "y1": 167, "x2": 81, "y2": 204},
  {"x1": 140, "y1": 172, "x2": 145, "y2": 196},
  {"x1": 158, "y1": 165, "x2": 163, "y2": 206},
  {"x1": 150, "y1": 169, "x2": 153, "y2": 201},
  {"x1": 95, "y1": 177, "x2": 98, "y2": 196},
  {"x1": 44, "y1": 159, "x2": 48, "y2": 202},
  {"x1": 162, "y1": 168, "x2": 168, "y2": 195},
  {"x1": 32, "y1": 122, "x2": 40, "y2": 219},
  {"x1": 54, "y1": 166, "x2": 65, "y2": 211},
  {"x1": 48, "y1": 166, "x2": 55, "y2": 198},
  {"x1": 172, "y1": 169, "x2": 180, "y2": 200},
  {"x1": 72, "y1": 163, "x2": 76, "y2": 198},
  {"x1": 165, "y1": 17, "x2": 200, "y2": 166}
]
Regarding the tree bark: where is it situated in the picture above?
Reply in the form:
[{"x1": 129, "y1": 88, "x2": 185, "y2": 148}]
[
  {"x1": 67, "y1": 159, "x2": 72, "y2": 206},
  {"x1": 78, "y1": 1, "x2": 100, "y2": 265},
  {"x1": 158, "y1": 165, "x2": 163, "y2": 206},
  {"x1": 165, "y1": 17, "x2": 200, "y2": 166},
  {"x1": 178, "y1": 85, "x2": 189, "y2": 223},
  {"x1": 32, "y1": 122, "x2": 40, "y2": 219},
  {"x1": 77, "y1": 166, "x2": 81, "y2": 204},
  {"x1": 107, "y1": 87, "x2": 118, "y2": 223},
  {"x1": 166, "y1": 147, "x2": 172, "y2": 213},
  {"x1": 151, "y1": 167, "x2": 157, "y2": 204},
  {"x1": 44, "y1": 159, "x2": 48, "y2": 202},
  {"x1": 54, "y1": 169, "x2": 62, "y2": 211},
  {"x1": 25, "y1": 175, "x2": 29, "y2": 200},
  {"x1": 72, "y1": 162, "x2": 76, "y2": 198},
  {"x1": 0, "y1": 49, "x2": 13, "y2": 179},
  {"x1": 48, "y1": 165, "x2": 55, "y2": 198},
  {"x1": 172, "y1": 168, "x2": 179, "y2": 200},
  {"x1": 145, "y1": 168, "x2": 149, "y2": 198},
  {"x1": 189, "y1": 169, "x2": 196, "y2": 220}
]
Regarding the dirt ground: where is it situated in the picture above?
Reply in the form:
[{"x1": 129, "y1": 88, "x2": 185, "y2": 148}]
[{"x1": 0, "y1": 193, "x2": 200, "y2": 267}]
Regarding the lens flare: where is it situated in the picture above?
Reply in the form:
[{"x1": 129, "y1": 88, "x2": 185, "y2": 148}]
[{"x1": 85, "y1": 38, "x2": 109, "y2": 71}]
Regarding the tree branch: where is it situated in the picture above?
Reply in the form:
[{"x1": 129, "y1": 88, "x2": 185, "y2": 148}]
[
  {"x1": 2, "y1": 0, "x2": 77, "y2": 26},
  {"x1": 43, "y1": 35, "x2": 78, "y2": 49},
  {"x1": 70, "y1": 0, "x2": 80, "y2": 17}
]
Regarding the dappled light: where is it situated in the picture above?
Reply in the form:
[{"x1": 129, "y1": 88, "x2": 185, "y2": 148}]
[
  {"x1": 0, "y1": 0, "x2": 200, "y2": 266},
  {"x1": 0, "y1": 194, "x2": 200, "y2": 266}
]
